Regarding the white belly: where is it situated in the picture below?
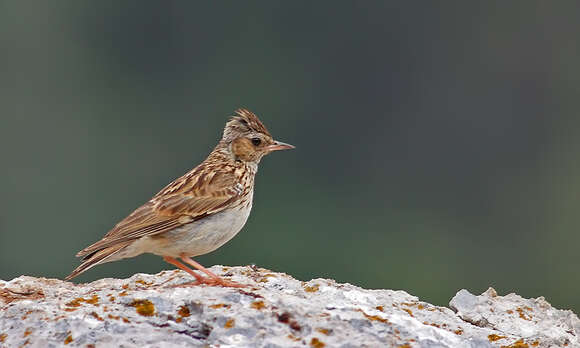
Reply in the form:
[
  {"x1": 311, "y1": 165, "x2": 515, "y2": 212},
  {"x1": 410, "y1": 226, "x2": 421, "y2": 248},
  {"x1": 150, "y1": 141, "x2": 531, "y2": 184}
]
[{"x1": 130, "y1": 197, "x2": 253, "y2": 258}]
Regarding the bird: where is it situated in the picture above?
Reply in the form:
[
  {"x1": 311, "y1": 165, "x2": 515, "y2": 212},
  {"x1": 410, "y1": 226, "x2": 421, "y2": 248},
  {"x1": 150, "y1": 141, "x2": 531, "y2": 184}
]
[{"x1": 66, "y1": 108, "x2": 294, "y2": 287}]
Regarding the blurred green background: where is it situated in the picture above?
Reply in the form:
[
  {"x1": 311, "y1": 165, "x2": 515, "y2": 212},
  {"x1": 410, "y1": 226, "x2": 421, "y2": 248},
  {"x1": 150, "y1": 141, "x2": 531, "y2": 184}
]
[{"x1": 1, "y1": 2, "x2": 580, "y2": 313}]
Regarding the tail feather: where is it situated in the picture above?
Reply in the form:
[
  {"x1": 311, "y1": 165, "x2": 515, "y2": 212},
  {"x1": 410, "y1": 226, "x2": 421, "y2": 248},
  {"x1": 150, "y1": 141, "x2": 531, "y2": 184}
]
[{"x1": 65, "y1": 241, "x2": 131, "y2": 281}]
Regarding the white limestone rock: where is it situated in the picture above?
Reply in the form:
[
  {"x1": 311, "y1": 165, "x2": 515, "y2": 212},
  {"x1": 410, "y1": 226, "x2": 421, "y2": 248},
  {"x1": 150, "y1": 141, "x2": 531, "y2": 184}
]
[{"x1": 0, "y1": 266, "x2": 577, "y2": 348}]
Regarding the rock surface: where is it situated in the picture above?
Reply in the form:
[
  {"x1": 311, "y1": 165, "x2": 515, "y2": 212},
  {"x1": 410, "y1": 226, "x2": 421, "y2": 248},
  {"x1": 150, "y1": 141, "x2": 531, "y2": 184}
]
[{"x1": 0, "y1": 266, "x2": 578, "y2": 348}]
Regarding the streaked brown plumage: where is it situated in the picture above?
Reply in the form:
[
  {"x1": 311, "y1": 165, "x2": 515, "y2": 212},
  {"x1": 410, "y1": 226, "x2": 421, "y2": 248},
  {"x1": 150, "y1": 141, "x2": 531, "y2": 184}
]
[{"x1": 66, "y1": 108, "x2": 294, "y2": 287}]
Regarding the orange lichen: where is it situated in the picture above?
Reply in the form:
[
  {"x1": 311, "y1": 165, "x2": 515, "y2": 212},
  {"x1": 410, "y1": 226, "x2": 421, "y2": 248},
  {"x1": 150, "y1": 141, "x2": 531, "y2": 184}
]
[
  {"x1": 0, "y1": 333, "x2": 6, "y2": 343},
  {"x1": 23, "y1": 328, "x2": 32, "y2": 337},
  {"x1": 507, "y1": 309, "x2": 514, "y2": 314},
  {"x1": 304, "y1": 284, "x2": 320, "y2": 293},
  {"x1": 402, "y1": 308, "x2": 414, "y2": 317},
  {"x1": 316, "y1": 328, "x2": 331, "y2": 335},
  {"x1": 516, "y1": 308, "x2": 531, "y2": 321},
  {"x1": 64, "y1": 335, "x2": 73, "y2": 345},
  {"x1": 122, "y1": 317, "x2": 130, "y2": 323},
  {"x1": 119, "y1": 291, "x2": 128, "y2": 297},
  {"x1": 259, "y1": 274, "x2": 277, "y2": 282},
  {"x1": 84, "y1": 295, "x2": 99, "y2": 305},
  {"x1": 501, "y1": 339, "x2": 529, "y2": 348},
  {"x1": 122, "y1": 284, "x2": 129, "y2": 289},
  {"x1": 89, "y1": 312, "x2": 103, "y2": 321},
  {"x1": 357, "y1": 309, "x2": 389, "y2": 323},
  {"x1": 398, "y1": 344, "x2": 412, "y2": 348},
  {"x1": 454, "y1": 329, "x2": 463, "y2": 335},
  {"x1": 178, "y1": 305, "x2": 191, "y2": 317},
  {"x1": 129, "y1": 299, "x2": 155, "y2": 316},
  {"x1": 531, "y1": 341, "x2": 539, "y2": 347},
  {"x1": 375, "y1": 305, "x2": 384, "y2": 311},
  {"x1": 251, "y1": 301, "x2": 265, "y2": 310},
  {"x1": 210, "y1": 303, "x2": 231, "y2": 309},
  {"x1": 287, "y1": 334, "x2": 301, "y2": 342},
  {"x1": 310, "y1": 337, "x2": 325, "y2": 348},
  {"x1": 417, "y1": 304, "x2": 425, "y2": 310},
  {"x1": 224, "y1": 318, "x2": 235, "y2": 328},
  {"x1": 488, "y1": 334, "x2": 507, "y2": 342},
  {"x1": 65, "y1": 295, "x2": 99, "y2": 307}
]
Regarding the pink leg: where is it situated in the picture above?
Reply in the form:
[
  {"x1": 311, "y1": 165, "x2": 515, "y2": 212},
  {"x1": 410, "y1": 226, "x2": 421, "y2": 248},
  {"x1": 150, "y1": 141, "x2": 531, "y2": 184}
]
[
  {"x1": 180, "y1": 255, "x2": 246, "y2": 288},
  {"x1": 163, "y1": 256, "x2": 204, "y2": 283}
]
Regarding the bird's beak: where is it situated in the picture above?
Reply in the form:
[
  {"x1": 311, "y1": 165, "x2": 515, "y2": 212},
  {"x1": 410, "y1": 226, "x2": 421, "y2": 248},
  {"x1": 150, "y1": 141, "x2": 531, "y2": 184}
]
[{"x1": 266, "y1": 140, "x2": 295, "y2": 152}]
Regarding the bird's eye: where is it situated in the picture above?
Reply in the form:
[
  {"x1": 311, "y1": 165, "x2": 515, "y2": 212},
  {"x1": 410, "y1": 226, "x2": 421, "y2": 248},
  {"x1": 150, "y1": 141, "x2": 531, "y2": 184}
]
[{"x1": 251, "y1": 138, "x2": 261, "y2": 146}]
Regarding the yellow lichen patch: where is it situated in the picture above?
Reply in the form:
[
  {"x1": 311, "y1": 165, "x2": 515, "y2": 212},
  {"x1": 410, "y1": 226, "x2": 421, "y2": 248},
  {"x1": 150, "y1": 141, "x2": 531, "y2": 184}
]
[
  {"x1": 209, "y1": 303, "x2": 231, "y2": 309},
  {"x1": 89, "y1": 312, "x2": 104, "y2": 321},
  {"x1": 303, "y1": 284, "x2": 320, "y2": 293},
  {"x1": 402, "y1": 308, "x2": 414, "y2": 317},
  {"x1": 119, "y1": 291, "x2": 128, "y2": 297},
  {"x1": 108, "y1": 314, "x2": 120, "y2": 320},
  {"x1": 375, "y1": 305, "x2": 384, "y2": 311},
  {"x1": 23, "y1": 328, "x2": 32, "y2": 337},
  {"x1": 251, "y1": 300, "x2": 265, "y2": 310},
  {"x1": 64, "y1": 335, "x2": 73, "y2": 345},
  {"x1": 224, "y1": 318, "x2": 235, "y2": 328},
  {"x1": 531, "y1": 341, "x2": 539, "y2": 347},
  {"x1": 516, "y1": 308, "x2": 531, "y2": 321},
  {"x1": 178, "y1": 305, "x2": 190, "y2": 317},
  {"x1": 135, "y1": 280, "x2": 152, "y2": 287},
  {"x1": 417, "y1": 304, "x2": 425, "y2": 310},
  {"x1": 129, "y1": 299, "x2": 155, "y2": 316},
  {"x1": 258, "y1": 273, "x2": 277, "y2": 282},
  {"x1": 108, "y1": 296, "x2": 116, "y2": 302},
  {"x1": 398, "y1": 344, "x2": 412, "y2": 348},
  {"x1": 454, "y1": 329, "x2": 463, "y2": 335},
  {"x1": 122, "y1": 284, "x2": 129, "y2": 289},
  {"x1": 316, "y1": 328, "x2": 331, "y2": 335},
  {"x1": 501, "y1": 339, "x2": 529, "y2": 348},
  {"x1": 65, "y1": 298, "x2": 82, "y2": 307},
  {"x1": 65, "y1": 295, "x2": 99, "y2": 308},
  {"x1": 357, "y1": 309, "x2": 389, "y2": 323},
  {"x1": 85, "y1": 295, "x2": 99, "y2": 305},
  {"x1": 488, "y1": 334, "x2": 507, "y2": 342},
  {"x1": 310, "y1": 337, "x2": 325, "y2": 348},
  {"x1": 0, "y1": 333, "x2": 6, "y2": 343},
  {"x1": 287, "y1": 334, "x2": 301, "y2": 342}
]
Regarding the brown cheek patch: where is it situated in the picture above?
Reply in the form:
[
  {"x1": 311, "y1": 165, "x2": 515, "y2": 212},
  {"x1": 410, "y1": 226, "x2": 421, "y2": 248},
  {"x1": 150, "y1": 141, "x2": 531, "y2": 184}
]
[{"x1": 232, "y1": 138, "x2": 254, "y2": 162}]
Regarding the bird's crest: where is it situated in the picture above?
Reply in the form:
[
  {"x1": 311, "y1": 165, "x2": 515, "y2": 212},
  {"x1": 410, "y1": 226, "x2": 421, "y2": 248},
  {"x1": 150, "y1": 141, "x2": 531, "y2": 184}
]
[{"x1": 223, "y1": 108, "x2": 271, "y2": 141}]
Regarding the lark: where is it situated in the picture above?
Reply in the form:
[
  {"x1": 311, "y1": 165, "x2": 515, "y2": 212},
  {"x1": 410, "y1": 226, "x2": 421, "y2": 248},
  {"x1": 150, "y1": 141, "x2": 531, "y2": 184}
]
[{"x1": 66, "y1": 108, "x2": 294, "y2": 287}]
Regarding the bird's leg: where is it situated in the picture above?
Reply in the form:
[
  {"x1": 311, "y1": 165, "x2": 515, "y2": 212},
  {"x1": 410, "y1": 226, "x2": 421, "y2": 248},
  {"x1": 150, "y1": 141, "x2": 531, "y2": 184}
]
[
  {"x1": 180, "y1": 255, "x2": 246, "y2": 288},
  {"x1": 163, "y1": 256, "x2": 204, "y2": 284}
]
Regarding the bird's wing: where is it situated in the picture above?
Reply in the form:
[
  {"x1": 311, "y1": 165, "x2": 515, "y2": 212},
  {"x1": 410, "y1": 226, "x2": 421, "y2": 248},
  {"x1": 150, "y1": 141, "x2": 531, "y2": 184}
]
[{"x1": 76, "y1": 168, "x2": 241, "y2": 258}]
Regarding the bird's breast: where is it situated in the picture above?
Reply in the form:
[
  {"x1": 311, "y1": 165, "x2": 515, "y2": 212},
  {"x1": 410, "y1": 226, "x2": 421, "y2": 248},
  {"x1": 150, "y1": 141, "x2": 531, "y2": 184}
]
[{"x1": 150, "y1": 191, "x2": 254, "y2": 258}]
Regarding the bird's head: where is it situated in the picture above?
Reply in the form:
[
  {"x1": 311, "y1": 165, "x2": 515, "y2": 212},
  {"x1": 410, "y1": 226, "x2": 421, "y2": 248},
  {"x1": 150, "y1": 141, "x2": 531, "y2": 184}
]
[{"x1": 222, "y1": 108, "x2": 294, "y2": 163}]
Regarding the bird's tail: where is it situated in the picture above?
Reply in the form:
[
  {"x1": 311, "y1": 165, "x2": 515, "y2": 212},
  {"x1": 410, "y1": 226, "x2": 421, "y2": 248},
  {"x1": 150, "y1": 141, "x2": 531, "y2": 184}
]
[{"x1": 65, "y1": 241, "x2": 131, "y2": 281}]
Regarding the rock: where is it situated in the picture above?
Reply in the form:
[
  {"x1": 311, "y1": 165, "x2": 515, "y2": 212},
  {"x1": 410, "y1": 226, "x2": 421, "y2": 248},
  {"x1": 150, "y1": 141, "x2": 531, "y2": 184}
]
[{"x1": 0, "y1": 266, "x2": 577, "y2": 348}]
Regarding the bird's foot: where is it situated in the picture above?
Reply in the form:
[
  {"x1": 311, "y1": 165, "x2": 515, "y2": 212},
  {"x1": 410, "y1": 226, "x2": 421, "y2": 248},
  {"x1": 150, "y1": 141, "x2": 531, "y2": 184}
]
[{"x1": 173, "y1": 276, "x2": 246, "y2": 288}]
